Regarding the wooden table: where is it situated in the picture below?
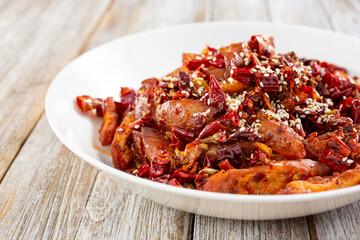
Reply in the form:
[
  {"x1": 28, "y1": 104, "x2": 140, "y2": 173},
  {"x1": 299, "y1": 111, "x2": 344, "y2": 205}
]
[{"x1": 1, "y1": 0, "x2": 360, "y2": 239}]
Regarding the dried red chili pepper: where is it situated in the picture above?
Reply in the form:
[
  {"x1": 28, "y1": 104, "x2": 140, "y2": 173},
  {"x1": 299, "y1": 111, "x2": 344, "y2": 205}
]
[
  {"x1": 231, "y1": 68, "x2": 254, "y2": 85},
  {"x1": 218, "y1": 159, "x2": 235, "y2": 170},
  {"x1": 249, "y1": 35, "x2": 275, "y2": 57},
  {"x1": 249, "y1": 53, "x2": 261, "y2": 67},
  {"x1": 183, "y1": 53, "x2": 206, "y2": 70},
  {"x1": 217, "y1": 143, "x2": 244, "y2": 168},
  {"x1": 137, "y1": 162, "x2": 150, "y2": 178},
  {"x1": 149, "y1": 150, "x2": 171, "y2": 178},
  {"x1": 203, "y1": 156, "x2": 215, "y2": 168},
  {"x1": 170, "y1": 169, "x2": 196, "y2": 184},
  {"x1": 300, "y1": 86, "x2": 315, "y2": 99},
  {"x1": 167, "y1": 178, "x2": 183, "y2": 187},
  {"x1": 76, "y1": 95, "x2": 103, "y2": 116},
  {"x1": 249, "y1": 150, "x2": 267, "y2": 167},
  {"x1": 128, "y1": 114, "x2": 152, "y2": 130},
  {"x1": 117, "y1": 87, "x2": 136, "y2": 112},
  {"x1": 218, "y1": 109, "x2": 240, "y2": 128},
  {"x1": 208, "y1": 75, "x2": 227, "y2": 111},
  {"x1": 337, "y1": 97, "x2": 354, "y2": 113},
  {"x1": 318, "y1": 135, "x2": 352, "y2": 172},
  {"x1": 320, "y1": 62, "x2": 348, "y2": 74},
  {"x1": 198, "y1": 120, "x2": 222, "y2": 139},
  {"x1": 171, "y1": 133, "x2": 185, "y2": 151},
  {"x1": 193, "y1": 66, "x2": 211, "y2": 82},
  {"x1": 351, "y1": 99, "x2": 360, "y2": 124},
  {"x1": 206, "y1": 45, "x2": 225, "y2": 68},
  {"x1": 150, "y1": 174, "x2": 171, "y2": 184},
  {"x1": 255, "y1": 72, "x2": 280, "y2": 92},
  {"x1": 311, "y1": 61, "x2": 322, "y2": 76},
  {"x1": 172, "y1": 126, "x2": 195, "y2": 142}
]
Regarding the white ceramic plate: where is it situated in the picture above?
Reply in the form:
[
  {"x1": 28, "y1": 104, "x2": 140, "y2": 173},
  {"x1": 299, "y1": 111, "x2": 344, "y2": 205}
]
[{"x1": 46, "y1": 22, "x2": 360, "y2": 220}]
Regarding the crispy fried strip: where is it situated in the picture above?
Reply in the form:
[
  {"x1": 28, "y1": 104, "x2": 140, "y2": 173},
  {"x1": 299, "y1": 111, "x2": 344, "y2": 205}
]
[
  {"x1": 278, "y1": 164, "x2": 360, "y2": 194},
  {"x1": 99, "y1": 97, "x2": 119, "y2": 146},
  {"x1": 201, "y1": 159, "x2": 330, "y2": 194},
  {"x1": 111, "y1": 111, "x2": 135, "y2": 170}
]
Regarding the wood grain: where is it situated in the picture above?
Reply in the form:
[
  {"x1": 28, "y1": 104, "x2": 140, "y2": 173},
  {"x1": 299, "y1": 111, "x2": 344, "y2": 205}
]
[
  {"x1": 307, "y1": 202, "x2": 360, "y2": 240},
  {"x1": 0, "y1": 116, "x2": 98, "y2": 239},
  {"x1": 212, "y1": 0, "x2": 269, "y2": 21},
  {"x1": 267, "y1": 0, "x2": 331, "y2": 28},
  {"x1": 0, "y1": 0, "x2": 113, "y2": 181},
  {"x1": 83, "y1": 0, "x2": 210, "y2": 52},
  {"x1": 193, "y1": 215, "x2": 310, "y2": 240},
  {"x1": 75, "y1": 172, "x2": 193, "y2": 240},
  {"x1": 320, "y1": 0, "x2": 360, "y2": 36}
]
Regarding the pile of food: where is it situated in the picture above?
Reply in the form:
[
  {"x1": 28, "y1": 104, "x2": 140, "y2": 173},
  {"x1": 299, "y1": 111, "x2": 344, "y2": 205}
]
[{"x1": 76, "y1": 35, "x2": 360, "y2": 194}]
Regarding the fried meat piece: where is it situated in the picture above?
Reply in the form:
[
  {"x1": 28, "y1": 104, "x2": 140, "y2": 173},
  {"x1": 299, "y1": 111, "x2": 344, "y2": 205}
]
[
  {"x1": 201, "y1": 159, "x2": 330, "y2": 194},
  {"x1": 154, "y1": 99, "x2": 217, "y2": 133},
  {"x1": 111, "y1": 111, "x2": 135, "y2": 170},
  {"x1": 278, "y1": 164, "x2": 360, "y2": 194},
  {"x1": 258, "y1": 114, "x2": 306, "y2": 159},
  {"x1": 99, "y1": 97, "x2": 119, "y2": 146}
]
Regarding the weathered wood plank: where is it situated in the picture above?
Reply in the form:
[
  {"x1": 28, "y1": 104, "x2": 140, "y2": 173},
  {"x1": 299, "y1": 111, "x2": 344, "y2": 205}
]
[
  {"x1": 83, "y1": 0, "x2": 210, "y2": 52},
  {"x1": 212, "y1": 0, "x2": 269, "y2": 21},
  {"x1": 0, "y1": 116, "x2": 98, "y2": 239},
  {"x1": 268, "y1": 0, "x2": 331, "y2": 29},
  {"x1": 193, "y1": 216, "x2": 310, "y2": 240},
  {"x1": 75, "y1": 172, "x2": 193, "y2": 240},
  {"x1": 0, "y1": 0, "x2": 112, "y2": 180},
  {"x1": 320, "y1": 0, "x2": 360, "y2": 37},
  {"x1": 307, "y1": 203, "x2": 360, "y2": 240}
]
